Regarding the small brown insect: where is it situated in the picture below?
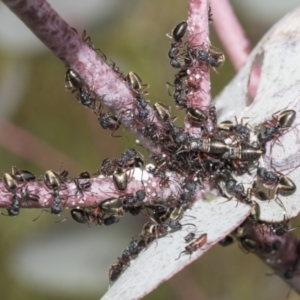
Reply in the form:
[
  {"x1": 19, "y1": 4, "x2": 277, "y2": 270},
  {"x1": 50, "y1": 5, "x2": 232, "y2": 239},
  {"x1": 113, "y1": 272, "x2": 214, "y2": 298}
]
[{"x1": 176, "y1": 233, "x2": 207, "y2": 260}]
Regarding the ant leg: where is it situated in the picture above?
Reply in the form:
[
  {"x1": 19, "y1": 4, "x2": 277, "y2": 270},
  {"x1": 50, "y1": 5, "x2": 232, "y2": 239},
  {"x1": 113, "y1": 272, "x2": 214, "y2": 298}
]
[
  {"x1": 175, "y1": 250, "x2": 186, "y2": 260},
  {"x1": 32, "y1": 209, "x2": 50, "y2": 222}
]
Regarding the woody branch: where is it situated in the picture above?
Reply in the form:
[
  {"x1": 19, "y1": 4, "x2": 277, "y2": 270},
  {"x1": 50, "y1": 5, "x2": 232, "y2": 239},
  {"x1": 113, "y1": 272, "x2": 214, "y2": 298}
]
[
  {"x1": 2, "y1": 0, "x2": 300, "y2": 294},
  {"x1": 0, "y1": 0, "x2": 210, "y2": 209},
  {"x1": 2, "y1": 0, "x2": 163, "y2": 155}
]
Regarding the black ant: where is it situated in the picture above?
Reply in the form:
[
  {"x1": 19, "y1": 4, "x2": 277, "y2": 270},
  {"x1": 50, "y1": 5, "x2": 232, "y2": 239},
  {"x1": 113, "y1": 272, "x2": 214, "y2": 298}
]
[
  {"x1": 103, "y1": 215, "x2": 120, "y2": 226},
  {"x1": 135, "y1": 94, "x2": 149, "y2": 120},
  {"x1": 122, "y1": 190, "x2": 146, "y2": 216},
  {"x1": 125, "y1": 72, "x2": 149, "y2": 95},
  {"x1": 65, "y1": 68, "x2": 83, "y2": 92},
  {"x1": 257, "y1": 109, "x2": 296, "y2": 146},
  {"x1": 219, "y1": 235, "x2": 235, "y2": 247},
  {"x1": 149, "y1": 203, "x2": 195, "y2": 233},
  {"x1": 184, "y1": 232, "x2": 196, "y2": 243},
  {"x1": 167, "y1": 21, "x2": 188, "y2": 43},
  {"x1": 166, "y1": 75, "x2": 189, "y2": 109},
  {"x1": 11, "y1": 166, "x2": 36, "y2": 182},
  {"x1": 65, "y1": 68, "x2": 98, "y2": 110},
  {"x1": 100, "y1": 197, "x2": 124, "y2": 219},
  {"x1": 70, "y1": 208, "x2": 103, "y2": 226},
  {"x1": 76, "y1": 87, "x2": 98, "y2": 109},
  {"x1": 44, "y1": 169, "x2": 68, "y2": 215},
  {"x1": 136, "y1": 93, "x2": 148, "y2": 109},
  {"x1": 2, "y1": 170, "x2": 38, "y2": 216},
  {"x1": 7, "y1": 194, "x2": 21, "y2": 216},
  {"x1": 117, "y1": 148, "x2": 140, "y2": 171},
  {"x1": 167, "y1": 21, "x2": 188, "y2": 69},
  {"x1": 2, "y1": 173, "x2": 20, "y2": 216},
  {"x1": 108, "y1": 261, "x2": 125, "y2": 285},
  {"x1": 269, "y1": 215, "x2": 300, "y2": 236},
  {"x1": 140, "y1": 221, "x2": 169, "y2": 240},
  {"x1": 93, "y1": 105, "x2": 121, "y2": 137},
  {"x1": 186, "y1": 107, "x2": 208, "y2": 123},
  {"x1": 188, "y1": 45, "x2": 225, "y2": 73},
  {"x1": 74, "y1": 172, "x2": 92, "y2": 198},
  {"x1": 113, "y1": 169, "x2": 128, "y2": 191},
  {"x1": 98, "y1": 113, "x2": 121, "y2": 135},
  {"x1": 127, "y1": 237, "x2": 149, "y2": 259},
  {"x1": 218, "y1": 117, "x2": 251, "y2": 141},
  {"x1": 256, "y1": 167, "x2": 296, "y2": 197},
  {"x1": 239, "y1": 237, "x2": 258, "y2": 253},
  {"x1": 117, "y1": 249, "x2": 131, "y2": 267},
  {"x1": 78, "y1": 171, "x2": 90, "y2": 179},
  {"x1": 3, "y1": 173, "x2": 18, "y2": 194},
  {"x1": 224, "y1": 177, "x2": 252, "y2": 204},
  {"x1": 209, "y1": 106, "x2": 217, "y2": 126},
  {"x1": 99, "y1": 158, "x2": 118, "y2": 176},
  {"x1": 255, "y1": 166, "x2": 296, "y2": 210},
  {"x1": 153, "y1": 102, "x2": 171, "y2": 121},
  {"x1": 108, "y1": 237, "x2": 149, "y2": 285}
]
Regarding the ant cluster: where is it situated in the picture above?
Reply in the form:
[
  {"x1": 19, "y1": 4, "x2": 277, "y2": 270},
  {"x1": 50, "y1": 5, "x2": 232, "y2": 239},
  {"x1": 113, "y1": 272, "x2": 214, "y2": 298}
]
[
  {"x1": 2, "y1": 167, "x2": 36, "y2": 216},
  {"x1": 67, "y1": 22, "x2": 296, "y2": 283},
  {"x1": 2, "y1": 16, "x2": 298, "y2": 286},
  {"x1": 71, "y1": 149, "x2": 147, "y2": 226},
  {"x1": 1, "y1": 167, "x2": 76, "y2": 217}
]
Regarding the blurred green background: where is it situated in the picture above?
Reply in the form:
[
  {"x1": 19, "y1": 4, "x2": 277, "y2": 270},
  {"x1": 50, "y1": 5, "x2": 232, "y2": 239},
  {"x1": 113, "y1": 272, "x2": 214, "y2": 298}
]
[{"x1": 0, "y1": 0, "x2": 299, "y2": 299}]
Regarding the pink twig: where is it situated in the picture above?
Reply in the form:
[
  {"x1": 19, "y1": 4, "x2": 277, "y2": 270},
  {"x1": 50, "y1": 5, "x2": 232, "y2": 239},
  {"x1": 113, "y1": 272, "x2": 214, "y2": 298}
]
[
  {"x1": 210, "y1": 0, "x2": 251, "y2": 71},
  {"x1": 210, "y1": 0, "x2": 261, "y2": 99},
  {"x1": 0, "y1": 178, "x2": 143, "y2": 209},
  {"x1": 2, "y1": 0, "x2": 162, "y2": 155},
  {"x1": 0, "y1": 171, "x2": 192, "y2": 209},
  {"x1": 186, "y1": 0, "x2": 211, "y2": 135}
]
